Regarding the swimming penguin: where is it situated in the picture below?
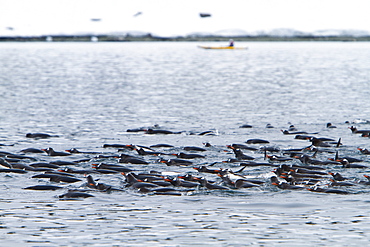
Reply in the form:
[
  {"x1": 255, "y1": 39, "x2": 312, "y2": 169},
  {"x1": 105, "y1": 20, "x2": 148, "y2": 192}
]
[
  {"x1": 59, "y1": 191, "x2": 94, "y2": 198},
  {"x1": 171, "y1": 152, "x2": 205, "y2": 159},
  {"x1": 349, "y1": 126, "x2": 370, "y2": 135},
  {"x1": 307, "y1": 187, "x2": 349, "y2": 194},
  {"x1": 164, "y1": 177, "x2": 199, "y2": 188},
  {"x1": 159, "y1": 158, "x2": 193, "y2": 166},
  {"x1": 246, "y1": 139, "x2": 269, "y2": 144},
  {"x1": 42, "y1": 147, "x2": 71, "y2": 156},
  {"x1": 227, "y1": 146, "x2": 255, "y2": 160},
  {"x1": 118, "y1": 154, "x2": 148, "y2": 164},
  {"x1": 24, "y1": 185, "x2": 63, "y2": 190},
  {"x1": 26, "y1": 133, "x2": 58, "y2": 139},
  {"x1": 194, "y1": 177, "x2": 229, "y2": 190}
]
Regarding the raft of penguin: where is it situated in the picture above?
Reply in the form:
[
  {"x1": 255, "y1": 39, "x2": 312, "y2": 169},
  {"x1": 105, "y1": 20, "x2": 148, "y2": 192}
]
[{"x1": 1, "y1": 122, "x2": 370, "y2": 199}]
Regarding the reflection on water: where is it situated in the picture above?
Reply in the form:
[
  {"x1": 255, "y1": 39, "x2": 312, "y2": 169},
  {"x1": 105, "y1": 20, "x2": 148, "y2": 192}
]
[{"x1": 1, "y1": 42, "x2": 370, "y2": 245}]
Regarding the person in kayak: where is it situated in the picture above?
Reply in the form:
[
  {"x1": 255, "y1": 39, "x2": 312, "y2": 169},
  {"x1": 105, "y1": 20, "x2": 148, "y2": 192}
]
[{"x1": 228, "y1": 39, "x2": 234, "y2": 47}]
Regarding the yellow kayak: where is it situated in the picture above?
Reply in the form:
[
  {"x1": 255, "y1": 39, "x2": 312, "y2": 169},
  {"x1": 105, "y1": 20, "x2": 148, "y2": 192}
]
[{"x1": 198, "y1": 45, "x2": 248, "y2": 50}]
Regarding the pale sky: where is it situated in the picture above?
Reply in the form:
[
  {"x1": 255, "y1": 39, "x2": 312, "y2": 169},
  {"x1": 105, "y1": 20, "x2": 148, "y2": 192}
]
[{"x1": 1, "y1": 0, "x2": 370, "y2": 36}]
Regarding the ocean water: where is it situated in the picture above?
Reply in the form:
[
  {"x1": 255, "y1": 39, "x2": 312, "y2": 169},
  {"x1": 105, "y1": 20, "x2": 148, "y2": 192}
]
[{"x1": 1, "y1": 41, "x2": 370, "y2": 246}]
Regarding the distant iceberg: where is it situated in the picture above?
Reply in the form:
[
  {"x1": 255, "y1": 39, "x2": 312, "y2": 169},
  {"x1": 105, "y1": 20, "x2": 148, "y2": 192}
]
[
  {"x1": 107, "y1": 30, "x2": 151, "y2": 37},
  {"x1": 263, "y1": 28, "x2": 309, "y2": 37},
  {"x1": 183, "y1": 28, "x2": 370, "y2": 38},
  {"x1": 312, "y1": 29, "x2": 370, "y2": 37},
  {"x1": 213, "y1": 29, "x2": 251, "y2": 37}
]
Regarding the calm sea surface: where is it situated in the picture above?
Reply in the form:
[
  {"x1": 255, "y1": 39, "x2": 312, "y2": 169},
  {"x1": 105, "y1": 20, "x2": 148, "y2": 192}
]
[{"x1": 1, "y1": 41, "x2": 370, "y2": 246}]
